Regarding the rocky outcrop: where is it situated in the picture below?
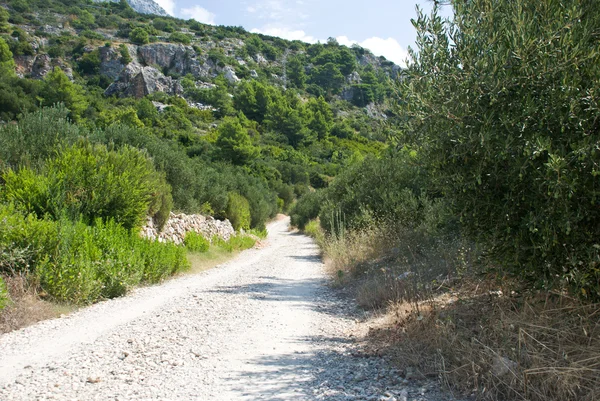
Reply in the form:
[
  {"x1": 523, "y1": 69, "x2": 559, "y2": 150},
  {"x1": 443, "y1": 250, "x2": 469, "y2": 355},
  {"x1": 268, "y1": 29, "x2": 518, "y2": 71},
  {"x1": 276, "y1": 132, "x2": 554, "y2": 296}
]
[
  {"x1": 91, "y1": 0, "x2": 168, "y2": 16},
  {"x1": 31, "y1": 54, "x2": 52, "y2": 79},
  {"x1": 104, "y1": 64, "x2": 183, "y2": 98},
  {"x1": 138, "y1": 43, "x2": 209, "y2": 77},
  {"x1": 340, "y1": 86, "x2": 356, "y2": 102},
  {"x1": 347, "y1": 71, "x2": 361, "y2": 84},
  {"x1": 221, "y1": 65, "x2": 240, "y2": 83},
  {"x1": 14, "y1": 55, "x2": 34, "y2": 78},
  {"x1": 98, "y1": 46, "x2": 125, "y2": 80},
  {"x1": 141, "y1": 212, "x2": 235, "y2": 245},
  {"x1": 14, "y1": 54, "x2": 73, "y2": 80}
]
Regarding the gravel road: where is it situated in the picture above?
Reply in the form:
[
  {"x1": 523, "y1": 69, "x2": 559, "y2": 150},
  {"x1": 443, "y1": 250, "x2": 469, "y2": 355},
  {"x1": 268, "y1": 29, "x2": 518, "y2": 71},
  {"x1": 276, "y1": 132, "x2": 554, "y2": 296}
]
[{"x1": 0, "y1": 217, "x2": 460, "y2": 401}]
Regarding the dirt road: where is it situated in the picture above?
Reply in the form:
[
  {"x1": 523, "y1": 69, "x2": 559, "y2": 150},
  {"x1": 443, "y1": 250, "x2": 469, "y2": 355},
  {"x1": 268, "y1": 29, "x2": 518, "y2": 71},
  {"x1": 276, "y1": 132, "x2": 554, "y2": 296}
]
[{"x1": 0, "y1": 217, "x2": 456, "y2": 401}]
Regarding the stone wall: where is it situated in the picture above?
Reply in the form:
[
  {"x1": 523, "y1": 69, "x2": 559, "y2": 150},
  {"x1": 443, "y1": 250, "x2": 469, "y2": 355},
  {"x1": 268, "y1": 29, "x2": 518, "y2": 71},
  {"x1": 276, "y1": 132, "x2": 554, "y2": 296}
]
[{"x1": 141, "y1": 212, "x2": 235, "y2": 245}]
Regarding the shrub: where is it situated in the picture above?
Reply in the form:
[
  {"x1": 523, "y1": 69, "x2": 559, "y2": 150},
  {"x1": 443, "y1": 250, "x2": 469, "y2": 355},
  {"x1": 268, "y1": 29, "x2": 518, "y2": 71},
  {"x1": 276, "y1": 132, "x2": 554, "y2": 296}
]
[
  {"x1": 119, "y1": 43, "x2": 131, "y2": 64},
  {"x1": 137, "y1": 237, "x2": 189, "y2": 283},
  {"x1": 36, "y1": 219, "x2": 103, "y2": 304},
  {"x1": 129, "y1": 27, "x2": 149, "y2": 45},
  {"x1": 169, "y1": 32, "x2": 191, "y2": 45},
  {"x1": 227, "y1": 235, "x2": 256, "y2": 251},
  {"x1": 0, "y1": 106, "x2": 84, "y2": 168},
  {"x1": 41, "y1": 68, "x2": 88, "y2": 120},
  {"x1": 226, "y1": 192, "x2": 251, "y2": 231},
  {"x1": 2, "y1": 142, "x2": 173, "y2": 230},
  {"x1": 78, "y1": 50, "x2": 101, "y2": 74},
  {"x1": 91, "y1": 219, "x2": 144, "y2": 298},
  {"x1": 304, "y1": 219, "x2": 324, "y2": 246},
  {"x1": 35, "y1": 217, "x2": 189, "y2": 304},
  {"x1": 0, "y1": 276, "x2": 9, "y2": 310},
  {"x1": 0, "y1": 204, "x2": 58, "y2": 274},
  {"x1": 405, "y1": 0, "x2": 600, "y2": 298},
  {"x1": 184, "y1": 231, "x2": 209, "y2": 253},
  {"x1": 290, "y1": 190, "x2": 323, "y2": 230}
]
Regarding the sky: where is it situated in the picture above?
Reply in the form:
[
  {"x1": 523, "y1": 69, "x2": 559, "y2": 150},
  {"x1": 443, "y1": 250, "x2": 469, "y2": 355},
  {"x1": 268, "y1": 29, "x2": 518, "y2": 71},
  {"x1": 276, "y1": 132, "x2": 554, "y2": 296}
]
[{"x1": 154, "y1": 0, "x2": 454, "y2": 67}]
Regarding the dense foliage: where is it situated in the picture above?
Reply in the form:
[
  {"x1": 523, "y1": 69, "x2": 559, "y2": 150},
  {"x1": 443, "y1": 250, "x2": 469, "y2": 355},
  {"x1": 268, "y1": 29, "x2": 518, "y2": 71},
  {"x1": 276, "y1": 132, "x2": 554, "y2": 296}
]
[
  {"x1": 0, "y1": 0, "x2": 398, "y2": 306},
  {"x1": 293, "y1": 0, "x2": 600, "y2": 301},
  {"x1": 402, "y1": 0, "x2": 600, "y2": 297}
]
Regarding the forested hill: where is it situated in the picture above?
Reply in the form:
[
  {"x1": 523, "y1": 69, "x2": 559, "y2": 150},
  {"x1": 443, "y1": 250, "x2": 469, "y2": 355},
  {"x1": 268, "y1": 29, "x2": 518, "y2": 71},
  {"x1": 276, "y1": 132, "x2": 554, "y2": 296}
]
[{"x1": 0, "y1": 0, "x2": 401, "y2": 229}]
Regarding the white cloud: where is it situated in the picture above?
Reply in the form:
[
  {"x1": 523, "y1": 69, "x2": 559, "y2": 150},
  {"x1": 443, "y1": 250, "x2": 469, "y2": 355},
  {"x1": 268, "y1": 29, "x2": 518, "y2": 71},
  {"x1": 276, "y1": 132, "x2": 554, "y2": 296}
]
[
  {"x1": 180, "y1": 6, "x2": 216, "y2": 25},
  {"x1": 251, "y1": 26, "x2": 318, "y2": 43},
  {"x1": 155, "y1": 0, "x2": 176, "y2": 16},
  {"x1": 337, "y1": 35, "x2": 409, "y2": 67},
  {"x1": 246, "y1": 6, "x2": 257, "y2": 13}
]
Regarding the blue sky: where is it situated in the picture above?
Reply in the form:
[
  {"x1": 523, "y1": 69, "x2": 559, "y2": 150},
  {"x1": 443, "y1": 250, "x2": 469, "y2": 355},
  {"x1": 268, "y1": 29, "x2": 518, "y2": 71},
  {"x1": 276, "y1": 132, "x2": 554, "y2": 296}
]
[{"x1": 156, "y1": 0, "x2": 453, "y2": 67}]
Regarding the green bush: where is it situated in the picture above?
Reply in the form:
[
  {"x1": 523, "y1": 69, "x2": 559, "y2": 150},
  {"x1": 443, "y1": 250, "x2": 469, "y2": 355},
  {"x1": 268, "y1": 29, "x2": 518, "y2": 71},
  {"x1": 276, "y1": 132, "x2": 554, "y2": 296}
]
[
  {"x1": 0, "y1": 204, "x2": 58, "y2": 274},
  {"x1": 290, "y1": 190, "x2": 324, "y2": 230},
  {"x1": 91, "y1": 219, "x2": 144, "y2": 298},
  {"x1": 0, "y1": 276, "x2": 8, "y2": 310},
  {"x1": 37, "y1": 219, "x2": 103, "y2": 304},
  {"x1": 211, "y1": 234, "x2": 256, "y2": 253},
  {"x1": 129, "y1": 27, "x2": 149, "y2": 45},
  {"x1": 404, "y1": 0, "x2": 600, "y2": 298},
  {"x1": 137, "y1": 238, "x2": 189, "y2": 283},
  {"x1": 184, "y1": 231, "x2": 209, "y2": 253},
  {"x1": 119, "y1": 43, "x2": 132, "y2": 64},
  {"x1": 2, "y1": 142, "x2": 172, "y2": 230},
  {"x1": 0, "y1": 106, "x2": 84, "y2": 168},
  {"x1": 35, "y1": 217, "x2": 189, "y2": 304},
  {"x1": 247, "y1": 228, "x2": 268, "y2": 239},
  {"x1": 169, "y1": 32, "x2": 191, "y2": 45},
  {"x1": 227, "y1": 235, "x2": 256, "y2": 251},
  {"x1": 226, "y1": 192, "x2": 251, "y2": 231}
]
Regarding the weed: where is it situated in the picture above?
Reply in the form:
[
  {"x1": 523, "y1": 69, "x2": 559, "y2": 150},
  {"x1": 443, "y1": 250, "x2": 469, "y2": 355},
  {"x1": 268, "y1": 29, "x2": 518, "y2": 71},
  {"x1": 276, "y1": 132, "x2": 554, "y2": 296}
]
[{"x1": 184, "y1": 231, "x2": 210, "y2": 253}]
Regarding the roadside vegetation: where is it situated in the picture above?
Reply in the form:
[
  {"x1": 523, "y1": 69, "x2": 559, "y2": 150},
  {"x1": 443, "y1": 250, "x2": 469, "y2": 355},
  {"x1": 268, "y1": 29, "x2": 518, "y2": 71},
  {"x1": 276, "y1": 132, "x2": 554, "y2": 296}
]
[
  {"x1": 0, "y1": 0, "x2": 394, "y2": 331},
  {"x1": 293, "y1": 1, "x2": 600, "y2": 400}
]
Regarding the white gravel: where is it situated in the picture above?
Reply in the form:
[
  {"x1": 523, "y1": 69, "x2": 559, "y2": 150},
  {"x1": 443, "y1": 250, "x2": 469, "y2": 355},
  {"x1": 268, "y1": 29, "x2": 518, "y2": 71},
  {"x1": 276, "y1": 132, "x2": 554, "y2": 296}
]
[{"x1": 0, "y1": 217, "x2": 463, "y2": 401}]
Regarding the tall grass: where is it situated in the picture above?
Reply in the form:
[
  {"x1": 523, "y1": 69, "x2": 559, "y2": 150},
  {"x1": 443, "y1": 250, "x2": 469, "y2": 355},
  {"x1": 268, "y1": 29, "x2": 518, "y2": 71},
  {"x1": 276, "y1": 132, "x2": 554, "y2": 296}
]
[
  {"x1": 0, "y1": 205, "x2": 190, "y2": 305},
  {"x1": 383, "y1": 287, "x2": 600, "y2": 401},
  {"x1": 0, "y1": 276, "x2": 8, "y2": 310}
]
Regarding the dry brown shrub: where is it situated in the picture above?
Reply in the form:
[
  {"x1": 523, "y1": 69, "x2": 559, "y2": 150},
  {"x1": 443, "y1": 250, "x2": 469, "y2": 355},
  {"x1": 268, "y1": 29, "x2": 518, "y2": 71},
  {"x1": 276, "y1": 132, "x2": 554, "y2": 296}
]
[
  {"x1": 322, "y1": 221, "x2": 474, "y2": 310},
  {"x1": 373, "y1": 279, "x2": 600, "y2": 401},
  {"x1": 0, "y1": 274, "x2": 67, "y2": 334}
]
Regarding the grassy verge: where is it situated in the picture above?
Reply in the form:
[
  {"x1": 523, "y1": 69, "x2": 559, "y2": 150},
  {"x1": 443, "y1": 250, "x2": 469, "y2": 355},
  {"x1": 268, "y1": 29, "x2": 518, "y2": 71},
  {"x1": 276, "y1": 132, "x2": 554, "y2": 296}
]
[
  {"x1": 303, "y1": 219, "x2": 600, "y2": 401},
  {"x1": 184, "y1": 231, "x2": 262, "y2": 275},
  {"x1": 0, "y1": 274, "x2": 77, "y2": 334},
  {"x1": 0, "y1": 231, "x2": 261, "y2": 334}
]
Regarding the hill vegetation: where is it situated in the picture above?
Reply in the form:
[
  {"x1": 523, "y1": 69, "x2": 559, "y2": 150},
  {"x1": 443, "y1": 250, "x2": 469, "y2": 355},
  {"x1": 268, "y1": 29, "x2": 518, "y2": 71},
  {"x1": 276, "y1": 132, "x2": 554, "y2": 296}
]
[{"x1": 0, "y1": 0, "x2": 397, "y2": 308}]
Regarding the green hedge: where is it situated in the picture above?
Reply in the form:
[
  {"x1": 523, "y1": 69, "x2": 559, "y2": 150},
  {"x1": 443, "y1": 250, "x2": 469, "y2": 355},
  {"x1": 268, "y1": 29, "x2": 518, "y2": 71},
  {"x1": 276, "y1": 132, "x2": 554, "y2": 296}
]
[
  {"x1": 2, "y1": 142, "x2": 172, "y2": 230},
  {"x1": 404, "y1": 0, "x2": 600, "y2": 298},
  {"x1": 184, "y1": 231, "x2": 209, "y2": 253}
]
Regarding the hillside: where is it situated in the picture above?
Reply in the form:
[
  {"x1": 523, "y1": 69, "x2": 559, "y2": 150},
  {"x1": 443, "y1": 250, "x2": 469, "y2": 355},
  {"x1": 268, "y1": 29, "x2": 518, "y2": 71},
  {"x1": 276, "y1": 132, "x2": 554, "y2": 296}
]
[
  {"x1": 0, "y1": 0, "x2": 401, "y2": 226},
  {"x1": 0, "y1": 0, "x2": 403, "y2": 309}
]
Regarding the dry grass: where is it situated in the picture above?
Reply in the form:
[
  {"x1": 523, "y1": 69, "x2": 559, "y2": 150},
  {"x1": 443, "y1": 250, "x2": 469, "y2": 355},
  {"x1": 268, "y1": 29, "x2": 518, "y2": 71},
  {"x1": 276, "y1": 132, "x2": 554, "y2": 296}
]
[
  {"x1": 367, "y1": 281, "x2": 600, "y2": 401},
  {"x1": 320, "y1": 221, "x2": 474, "y2": 309},
  {"x1": 0, "y1": 274, "x2": 73, "y2": 334},
  {"x1": 185, "y1": 248, "x2": 240, "y2": 274},
  {"x1": 315, "y1": 219, "x2": 600, "y2": 400}
]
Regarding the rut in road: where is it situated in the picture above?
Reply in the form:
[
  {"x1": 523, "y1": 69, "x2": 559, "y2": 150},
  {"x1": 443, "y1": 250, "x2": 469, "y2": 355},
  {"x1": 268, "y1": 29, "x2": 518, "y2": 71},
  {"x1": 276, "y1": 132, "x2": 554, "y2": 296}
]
[{"x1": 0, "y1": 217, "x2": 459, "y2": 401}]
